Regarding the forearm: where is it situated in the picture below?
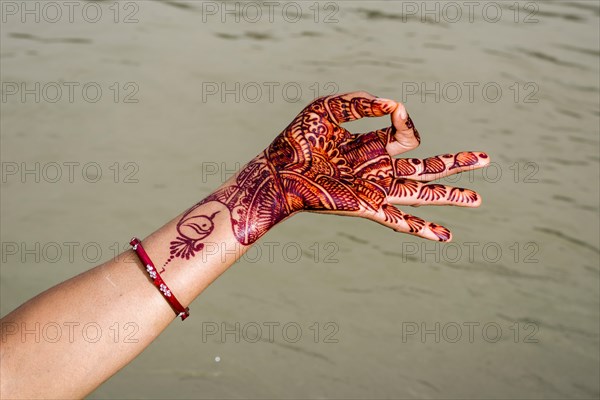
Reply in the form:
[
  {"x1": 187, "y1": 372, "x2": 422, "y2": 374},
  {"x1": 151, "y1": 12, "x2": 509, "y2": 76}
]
[
  {"x1": 0, "y1": 154, "x2": 281, "y2": 399},
  {"x1": 0, "y1": 91, "x2": 489, "y2": 399}
]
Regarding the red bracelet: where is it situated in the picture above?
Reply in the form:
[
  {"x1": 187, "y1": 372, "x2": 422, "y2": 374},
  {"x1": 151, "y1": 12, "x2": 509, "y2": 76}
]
[{"x1": 130, "y1": 237, "x2": 190, "y2": 321}]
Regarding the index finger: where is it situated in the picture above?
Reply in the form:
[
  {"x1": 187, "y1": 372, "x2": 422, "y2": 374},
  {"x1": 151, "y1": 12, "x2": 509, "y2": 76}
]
[
  {"x1": 323, "y1": 91, "x2": 397, "y2": 124},
  {"x1": 323, "y1": 92, "x2": 420, "y2": 156}
]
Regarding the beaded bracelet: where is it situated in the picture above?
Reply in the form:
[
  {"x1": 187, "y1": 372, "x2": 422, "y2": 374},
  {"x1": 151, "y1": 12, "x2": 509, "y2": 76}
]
[{"x1": 130, "y1": 237, "x2": 190, "y2": 321}]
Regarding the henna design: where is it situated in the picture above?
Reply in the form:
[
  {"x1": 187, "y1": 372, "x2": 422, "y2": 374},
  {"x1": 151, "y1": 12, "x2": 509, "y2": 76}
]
[
  {"x1": 420, "y1": 156, "x2": 446, "y2": 176},
  {"x1": 429, "y1": 223, "x2": 452, "y2": 242},
  {"x1": 417, "y1": 184, "x2": 447, "y2": 201},
  {"x1": 165, "y1": 92, "x2": 489, "y2": 265},
  {"x1": 395, "y1": 158, "x2": 418, "y2": 177},
  {"x1": 406, "y1": 115, "x2": 421, "y2": 144},
  {"x1": 448, "y1": 188, "x2": 479, "y2": 203},
  {"x1": 163, "y1": 211, "x2": 219, "y2": 267},
  {"x1": 450, "y1": 151, "x2": 479, "y2": 170},
  {"x1": 403, "y1": 213, "x2": 427, "y2": 233},
  {"x1": 382, "y1": 204, "x2": 404, "y2": 224},
  {"x1": 389, "y1": 179, "x2": 420, "y2": 198},
  {"x1": 163, "y1": 155, "x2": 289, "y2": 268},
  {"x1": 176, "y1": 212, "x2": 218, "y2": 254}
]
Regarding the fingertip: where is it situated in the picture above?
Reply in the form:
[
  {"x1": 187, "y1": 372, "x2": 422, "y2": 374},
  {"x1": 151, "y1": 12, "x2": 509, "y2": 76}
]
[
  {"x1": 428, "y1": 223, "x2": 452, "y2": 242},
  {"x1": 441, "y1": 229, "x2": 453, "y2": 243},
  {"x1": 398, "y1": 102, "x2": 408, "y2": 120},
  {"x1": 391, "y1": 102, "x2": 408, "y2": 129},
  {"x1": 477, "y1": 152, "x2": 491, "y2": 163},
  {"x1": 467, "y1": 191, "x2": 483, "y2": 208}
]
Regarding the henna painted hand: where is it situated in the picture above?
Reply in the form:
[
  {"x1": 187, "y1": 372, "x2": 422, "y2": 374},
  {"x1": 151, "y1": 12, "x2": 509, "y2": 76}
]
[
  {"x1": 264, "y1": 91, "x2": 490, "y2": 242},
  {"x1": 167, "y1": 91, "x2": 490, "y2": 266}
]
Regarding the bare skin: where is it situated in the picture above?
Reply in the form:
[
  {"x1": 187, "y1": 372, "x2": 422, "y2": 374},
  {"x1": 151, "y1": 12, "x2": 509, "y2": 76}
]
[{"x1": 0, "y1": 92, "x2": 490, "y2": 399}]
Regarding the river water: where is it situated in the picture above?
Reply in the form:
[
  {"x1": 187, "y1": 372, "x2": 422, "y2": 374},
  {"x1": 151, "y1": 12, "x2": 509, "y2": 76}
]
[{"x1": 1, "y1": 1, "x2": 598, "y2": 398}]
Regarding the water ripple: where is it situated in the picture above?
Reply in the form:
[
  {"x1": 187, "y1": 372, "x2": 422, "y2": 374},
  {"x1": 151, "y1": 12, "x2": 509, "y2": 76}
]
[
  {"x1": 517, "y1": 48, "x2": 587, "y2": 70},
  {"x1": 8, "y1": 33, "x2": 91, "y2": 44},
  {"x1": 534, "y1": 227, "x2": 600, "y2": 254}
]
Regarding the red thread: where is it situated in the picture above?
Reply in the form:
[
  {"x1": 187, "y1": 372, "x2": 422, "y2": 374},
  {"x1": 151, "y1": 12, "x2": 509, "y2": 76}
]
[{"x1": 130, "y1": 237, "x2": 189, "y2": 321}]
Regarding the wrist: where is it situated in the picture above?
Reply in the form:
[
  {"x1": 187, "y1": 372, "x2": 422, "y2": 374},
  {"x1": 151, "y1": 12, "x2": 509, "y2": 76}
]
[{"x1": 198, "y1": 152, "x2": 291, "y2": 246}]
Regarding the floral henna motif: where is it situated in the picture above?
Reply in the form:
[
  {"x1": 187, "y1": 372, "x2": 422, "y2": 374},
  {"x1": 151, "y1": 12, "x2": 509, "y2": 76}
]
[
  {"x1": 165, "y1": 92, "x2": 489, "y2": 266},
  {"x1": 395, "y1": 159, "x2": 418, "y2": 176},
  {"x1": 405, "y1": 115, "x2": 421, "y2": 144},
  {"x1": 418, "y1": 184, "x2": 447, "y2": 202},
  {"x1": 420, "y1": 156, "x2": 446, "y2": 176},
  {"x1": 380, "y1": 205, "x2": 426, "y2": 234},
  {"x1": 450, "y1": 151, "x2": 480, "y2": 170},
  {"x1": 163, "y1": 155, "x2": 288, "y2": 267},
  {"x1": 448, "y1": 187, "x2": 479, "y2": 203},
  {"x1": 428, "y1": 223, "x2": 452, "y2": 242},
  {"x1": 389, "y1": 179, "x2": 420, "y2": 198},
  {"x1": 163, "y1": 211, "x2": 220, "y2": 267}
]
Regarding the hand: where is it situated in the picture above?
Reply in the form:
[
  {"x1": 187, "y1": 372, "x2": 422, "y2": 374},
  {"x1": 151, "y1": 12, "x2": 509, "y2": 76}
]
[
  {"x1": 166, "y1": 91, "x2": 489, "y2": 266},
  {"x1": 265, "y1": 91, "x2": 490, "y2": 242}
]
